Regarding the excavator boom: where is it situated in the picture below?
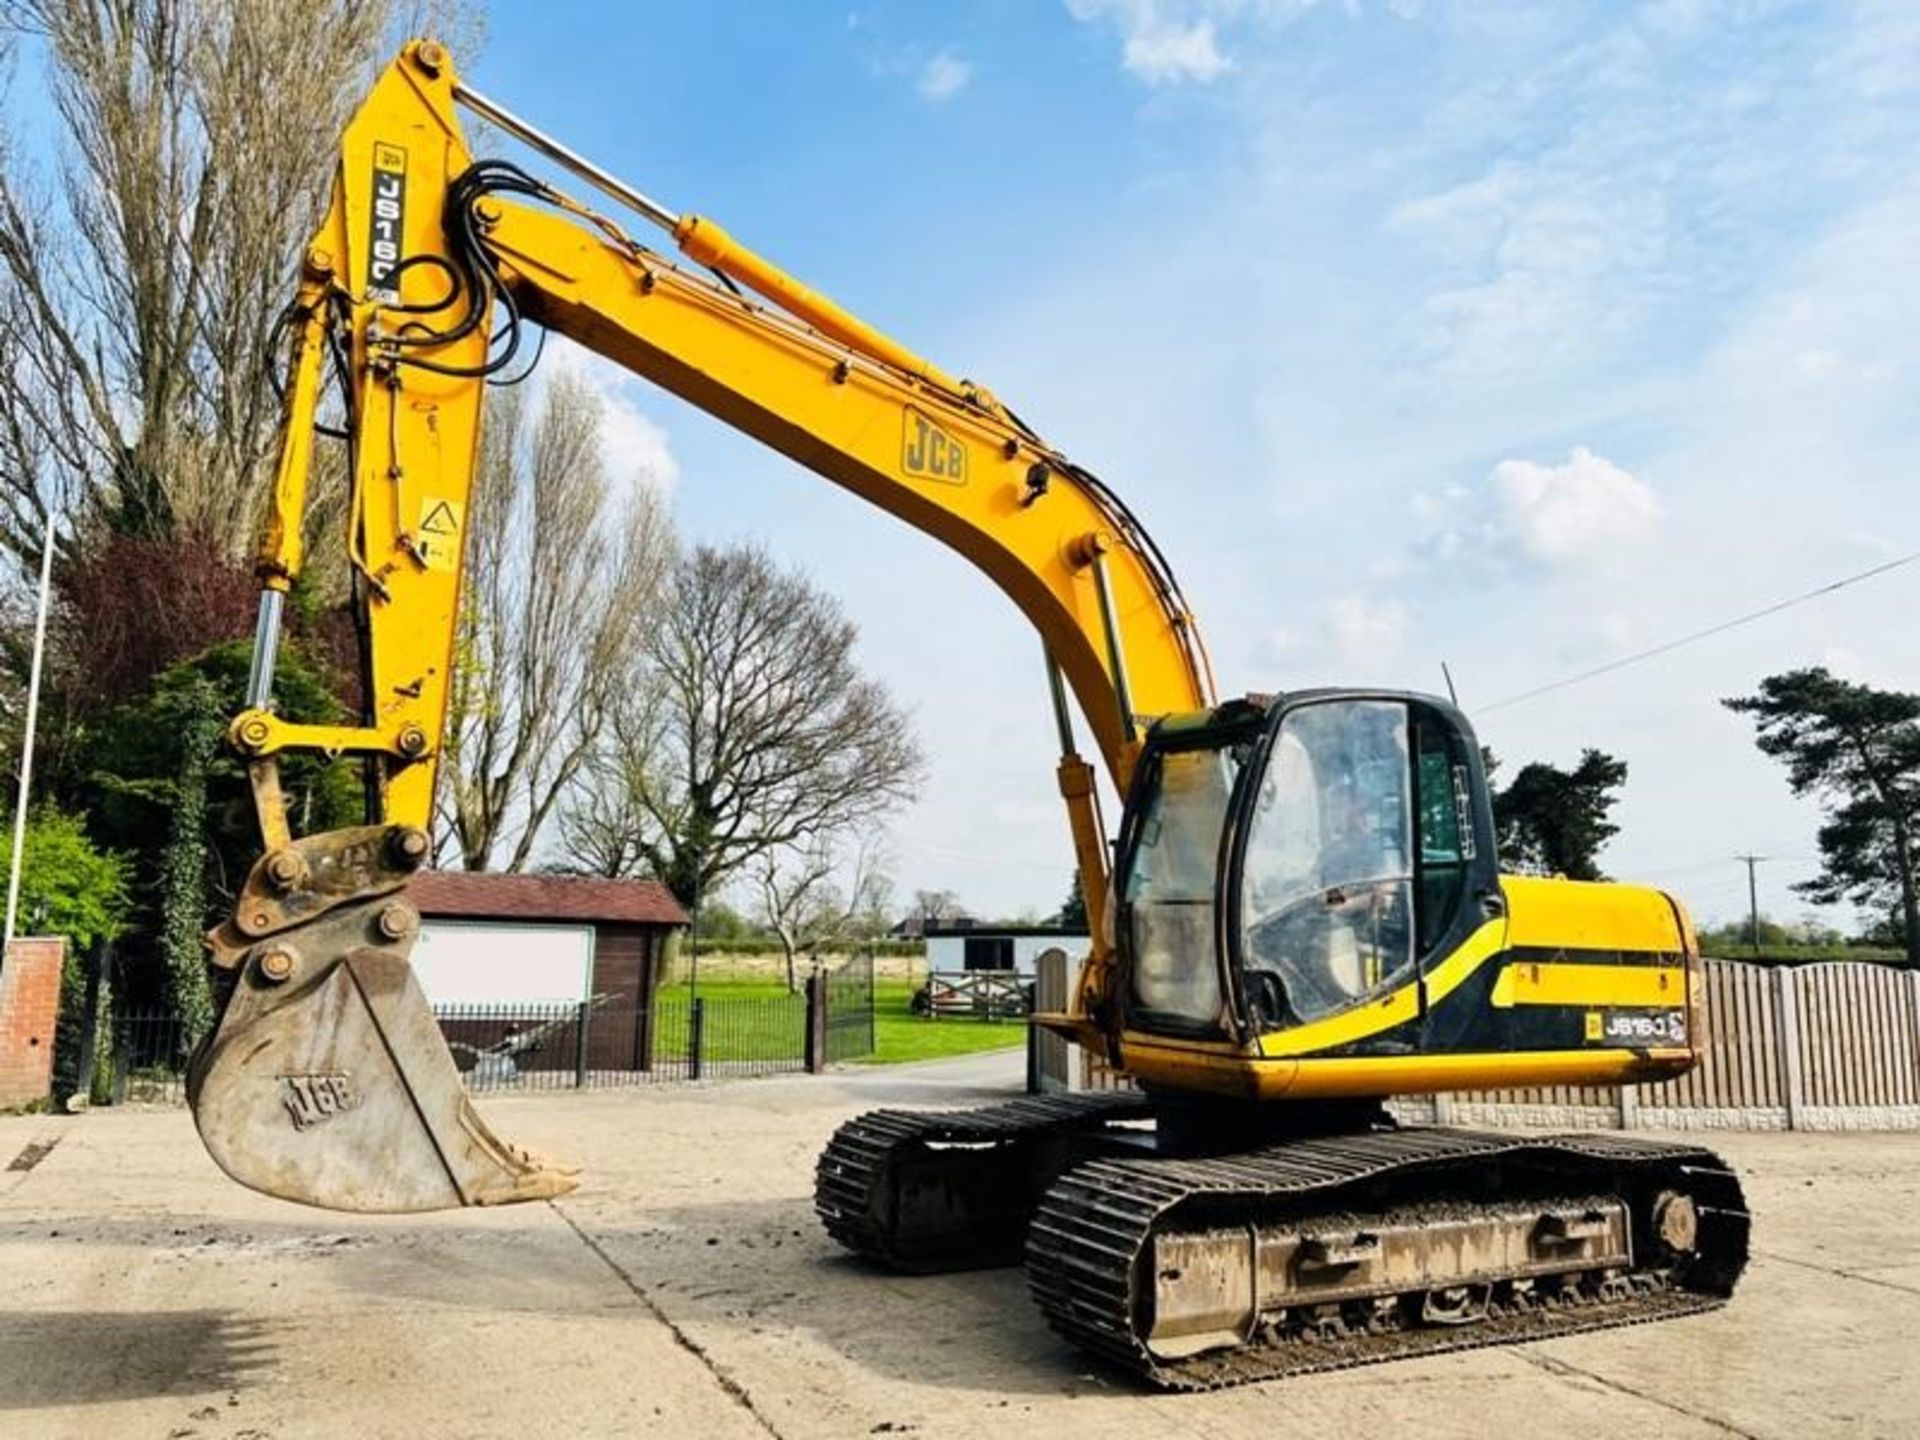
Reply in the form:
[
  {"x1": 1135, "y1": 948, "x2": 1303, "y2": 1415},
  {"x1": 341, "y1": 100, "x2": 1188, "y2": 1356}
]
[{"x1": 193, "y1": 39, "x2": 1208, "y2": 1211}]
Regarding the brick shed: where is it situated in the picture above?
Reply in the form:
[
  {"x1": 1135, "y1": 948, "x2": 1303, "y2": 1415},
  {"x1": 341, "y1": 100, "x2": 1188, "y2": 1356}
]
[{"x1": 406, "y1": 871, "x2": 687, "y2": 1014}]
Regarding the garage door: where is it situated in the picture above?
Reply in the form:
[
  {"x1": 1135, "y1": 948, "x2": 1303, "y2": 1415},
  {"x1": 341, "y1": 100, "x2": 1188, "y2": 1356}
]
[{"x1": 410, "y1": 920, "x2": 595, "y2": 1006}]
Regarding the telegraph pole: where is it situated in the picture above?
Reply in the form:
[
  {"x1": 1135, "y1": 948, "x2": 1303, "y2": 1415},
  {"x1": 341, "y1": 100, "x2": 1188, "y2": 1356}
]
[
  {"x1": 1734, "y1": 854, "x2": 1769, "y2": 953},
  {"x1": 3, "y1": 514, "x2": 57, "y2": 951}
]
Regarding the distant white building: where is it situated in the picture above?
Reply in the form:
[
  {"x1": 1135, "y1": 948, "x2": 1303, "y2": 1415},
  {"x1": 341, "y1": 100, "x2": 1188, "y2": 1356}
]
[{"x1": 922, "y1": 922, "x2": 1088, "y2": 977}]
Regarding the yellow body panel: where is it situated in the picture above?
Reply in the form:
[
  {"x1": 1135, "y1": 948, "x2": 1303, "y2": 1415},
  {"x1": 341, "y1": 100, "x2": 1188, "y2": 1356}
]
[
  {"x1": 1489, "y1": 961, "x2": 1687, "y2": 1009},
  {"x1": 1502, "y1": 874, "x2": 1687, "y2": 953},
  {"x1": 1221, "y1": 878, "x2": 1696, "y2": 1094},
  {"x1": 1124, "y1": 1037, "x2": 1695, "y2": 1100}
]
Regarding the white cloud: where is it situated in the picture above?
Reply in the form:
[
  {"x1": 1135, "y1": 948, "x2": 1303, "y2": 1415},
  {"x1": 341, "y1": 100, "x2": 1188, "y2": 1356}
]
[
  {"x1": 1391, "y1": 164, "x2": 1670, "y2": 379},
  {"x1": 1258, "y1": 623, "x2": 1302, "y2": 663},
  {"x1": 1065, "y1": 1, "x2": 1376, "y2": 85},
  {"x1": 546, "y1": 341, "x2": 680, "y2": 494},
  {"x1": 1488, "y1": 446, "x2": 1658, "y2": 565},
  {"x1": 1325, "y1": 594, "x2": 1408, "y2": 663},
  {"x1": 1066, "y1": 2, "x2": 1305, "y2": 86},
  {"x1": 598, "y1": 390, "x2": 679, "y2": 494},
  {"x1": 918, "y1": 51, "x2": 973, "y2": 102},
  {"x1": 1123, "y1": 18, "x2": 1232, "y2": 83}
]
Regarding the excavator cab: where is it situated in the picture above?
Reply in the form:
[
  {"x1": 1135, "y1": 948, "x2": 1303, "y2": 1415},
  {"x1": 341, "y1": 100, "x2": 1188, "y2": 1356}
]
[{"x1": 1117, "y1": 691, "x2": 1498, "y2": 1048}]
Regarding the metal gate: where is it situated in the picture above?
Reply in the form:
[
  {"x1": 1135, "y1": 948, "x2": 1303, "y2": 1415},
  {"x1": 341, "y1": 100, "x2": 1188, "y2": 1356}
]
[{"x1": 824, "y1": 952, "x2": 876, "y2": 1063}]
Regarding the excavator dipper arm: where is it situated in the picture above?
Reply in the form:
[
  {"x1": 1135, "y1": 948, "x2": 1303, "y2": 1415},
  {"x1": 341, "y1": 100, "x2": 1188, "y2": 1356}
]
[{"x1": 191, "y1": 40, "x2": 1211, "y2": 1211}]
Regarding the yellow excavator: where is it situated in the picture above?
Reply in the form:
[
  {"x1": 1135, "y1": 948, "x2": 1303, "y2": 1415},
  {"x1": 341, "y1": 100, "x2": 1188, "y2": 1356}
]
[{"x1": 188, "y1": 40, "x2": 1747, "y2": 1387}]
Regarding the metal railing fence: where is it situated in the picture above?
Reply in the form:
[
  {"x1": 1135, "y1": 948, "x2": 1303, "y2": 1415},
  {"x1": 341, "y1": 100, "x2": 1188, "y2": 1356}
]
[{"x1": 66, "y1": 977, "x2": 877, "y2": 1107}]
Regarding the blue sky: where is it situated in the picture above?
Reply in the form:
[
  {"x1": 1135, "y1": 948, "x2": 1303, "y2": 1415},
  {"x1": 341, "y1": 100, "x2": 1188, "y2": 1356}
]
[{"x1": 470, "y1": 1, "x2": 1918, "y2": 926}]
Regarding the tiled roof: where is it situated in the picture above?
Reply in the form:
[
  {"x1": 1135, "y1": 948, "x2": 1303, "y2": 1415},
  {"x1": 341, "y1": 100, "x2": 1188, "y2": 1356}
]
[{"x1": 410, "y1": 870, "x2": 689, "y2": 927}]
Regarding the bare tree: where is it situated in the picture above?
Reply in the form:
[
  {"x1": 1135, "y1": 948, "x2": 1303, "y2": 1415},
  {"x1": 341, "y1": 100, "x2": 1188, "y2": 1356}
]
[
  {"x1": 910, "y1": 889, "x2": 968, "y2": 930},
  {"x1": 752, "y1": 837, "x2": 890, "y2": 992},
  {"x1": 436, "y1": 372, "x2": 675, "y2": 871},
  {"x1": 0, "y1": 0, "x2": 479, "y2": 567},
  {"x1": 557, "y1": 695, "x2": 660, "y2": 878},
  {"x1": 573, "y1": 542, "x2": 922, "y2": 909}
]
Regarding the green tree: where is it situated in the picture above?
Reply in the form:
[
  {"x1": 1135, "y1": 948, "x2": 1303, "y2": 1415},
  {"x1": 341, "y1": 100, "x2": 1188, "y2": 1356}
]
[
  {"x1": 153, "y1": 677, "x2": 225, "y2": 1032},
  {"x1": 83, "y1": 639, "x2": 358, "y2": 1015},
  {"x1": 1056, "y1": 871, "x2": 1089, "y2": 930},
  {"x1": 1724, "y1": 669, "x2": 1920, "y2": 969},
  {"x1": 0, "y1": 804, "x2": 133, "y2": 1099},
  {"x1": 1490, "y1": 749, "x2": 1628, "y2": 881},
  {"x1": 1695, "y1": 916, "x2": 1794, "y2": 954},
  {"x1": 689, "y1": 897, "x2": 755, "y2": 942},
  {"x1": 0, "y1": 804, "x2": 132, "y2": 951}
]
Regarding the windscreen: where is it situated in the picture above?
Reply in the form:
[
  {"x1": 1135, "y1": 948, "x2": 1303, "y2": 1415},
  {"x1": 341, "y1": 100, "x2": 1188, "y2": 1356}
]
[{"x1": 1238, "y1": 700, "x2": 1415, "y2": 1027}]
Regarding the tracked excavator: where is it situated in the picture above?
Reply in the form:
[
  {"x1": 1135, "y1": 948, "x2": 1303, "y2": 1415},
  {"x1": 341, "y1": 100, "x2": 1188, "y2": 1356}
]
[{"x1": 188, "y1": 40, "x2": 1748, "y2": 1387}]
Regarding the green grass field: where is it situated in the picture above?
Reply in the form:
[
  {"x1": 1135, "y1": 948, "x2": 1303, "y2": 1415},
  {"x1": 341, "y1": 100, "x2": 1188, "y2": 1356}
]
[
  {"x1": 860, "y1": 980, "x2": 1027, "y2": 1065},
  {"x1": 652, "y1": 973, "x2": 1027, "y2": 1066}
]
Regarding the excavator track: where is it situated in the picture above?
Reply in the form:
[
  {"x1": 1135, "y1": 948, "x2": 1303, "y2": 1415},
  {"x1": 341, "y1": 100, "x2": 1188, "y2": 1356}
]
[
  {"x1": 816, "y1": 1092, "x2": 1155, "y2": 1271},
  {"x1": 1025, "y1": 1128, "x2": 1750, "y2": 1390}
]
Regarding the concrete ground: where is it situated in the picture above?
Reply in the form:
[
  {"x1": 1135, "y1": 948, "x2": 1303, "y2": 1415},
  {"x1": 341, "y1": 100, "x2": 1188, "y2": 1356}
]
[{"x1": 2, "y1": 1053, "x2": 1917, "y2": 1440}]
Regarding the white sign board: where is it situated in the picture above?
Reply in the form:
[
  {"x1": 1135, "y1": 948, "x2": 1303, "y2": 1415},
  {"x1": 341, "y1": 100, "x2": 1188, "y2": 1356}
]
[{"x1": 411, "y1": 919, "x2": 594, "y2": 1006}]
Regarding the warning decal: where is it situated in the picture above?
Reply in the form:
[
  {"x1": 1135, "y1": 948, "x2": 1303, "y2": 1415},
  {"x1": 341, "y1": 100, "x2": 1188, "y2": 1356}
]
[{"x1": 416, "y1": 496, "x2": 463, "y2": 572}]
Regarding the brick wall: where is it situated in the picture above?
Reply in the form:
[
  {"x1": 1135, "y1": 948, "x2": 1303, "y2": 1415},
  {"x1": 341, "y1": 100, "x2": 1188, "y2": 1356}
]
[{"x1": 0, "y1": 936, "x2": 65, "y2": 1109}]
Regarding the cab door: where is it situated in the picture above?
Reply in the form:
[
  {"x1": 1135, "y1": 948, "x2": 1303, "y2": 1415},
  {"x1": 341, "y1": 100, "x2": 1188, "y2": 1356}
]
[
  {"x1": 1230, "y1": 694, "x2": 1500, "y2": 1057},
  {"x1": 1408, "y1": 703, "x2": 1505, "y2": 1053},
  {"x1": 1233, "y1": 697, "x2": 1420, "y2": 1049}
]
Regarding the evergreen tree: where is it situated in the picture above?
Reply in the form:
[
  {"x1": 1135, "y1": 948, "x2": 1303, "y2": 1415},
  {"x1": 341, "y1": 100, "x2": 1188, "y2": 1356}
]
[
  {"x1": 1489, "y1": 749, "x2": 1628, "y2": 881},
  {"x1": 1056, "y1": 871, "x2": 1089, "y2": 930},
  {"x1": 1725, "y1": 669, "x2": 1920, "y2": 969}
]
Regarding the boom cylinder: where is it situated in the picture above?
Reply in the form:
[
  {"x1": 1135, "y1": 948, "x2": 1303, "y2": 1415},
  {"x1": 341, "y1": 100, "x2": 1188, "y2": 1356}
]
[
  {"x1": 451, "y1": 81, "x2": 680, "y2": 231},
  {"x1": 452, "y1": 80, "x2": 967, "y2": 396},
  {"x1": 1088, "y1": 550, "x2": 1136, "y2": 744},
  {"x1": 245, "y1": 589, "x2": 285, "y2": 710}
]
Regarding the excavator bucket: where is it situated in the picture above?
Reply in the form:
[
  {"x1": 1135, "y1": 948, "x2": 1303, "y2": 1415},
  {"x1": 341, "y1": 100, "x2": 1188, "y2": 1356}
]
[{"x1": 188, "y1": 825, "x2": 579, "y2": 1212}]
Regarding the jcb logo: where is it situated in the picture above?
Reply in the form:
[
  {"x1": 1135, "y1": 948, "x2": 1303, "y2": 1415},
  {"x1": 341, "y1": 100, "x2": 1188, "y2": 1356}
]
[
  {"x1": 281, "y1": 1072, "x2": 360, "y2": 1132},
  {"x1": 367, "y1": 142, "x2": 408, "y2": 303},
  {"x1": 902, "y1": 408, "x2": 966, "y2": 485}
]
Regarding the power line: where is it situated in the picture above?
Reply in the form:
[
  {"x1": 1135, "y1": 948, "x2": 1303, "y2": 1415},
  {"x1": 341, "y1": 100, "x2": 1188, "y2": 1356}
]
[
  {"x1": 1637, "y1": 854, "x2": 1795, "y2": 883},
  {"x1": 1477, "y1": 547, "x2": 1920, "y2": 715}
]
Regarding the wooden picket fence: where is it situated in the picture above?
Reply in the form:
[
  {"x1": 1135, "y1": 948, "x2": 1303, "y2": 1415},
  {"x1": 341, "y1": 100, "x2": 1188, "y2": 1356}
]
[
  {"x1": 1033, "y1": 954, "x2": 1920, "y2": 1131},
  {"x1": 924, "y1": 969, "x2": 1028, "y2": 1019}
]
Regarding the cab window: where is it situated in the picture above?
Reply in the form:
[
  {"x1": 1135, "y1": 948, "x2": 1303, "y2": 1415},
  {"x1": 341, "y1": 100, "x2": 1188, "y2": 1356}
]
[
  {"x1": 1414, "y1": 712, "x2": 1475, "y2": 952},
  {"x1": 1125, "y1": 746, "x2": 1239, "y2": 1027}
]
